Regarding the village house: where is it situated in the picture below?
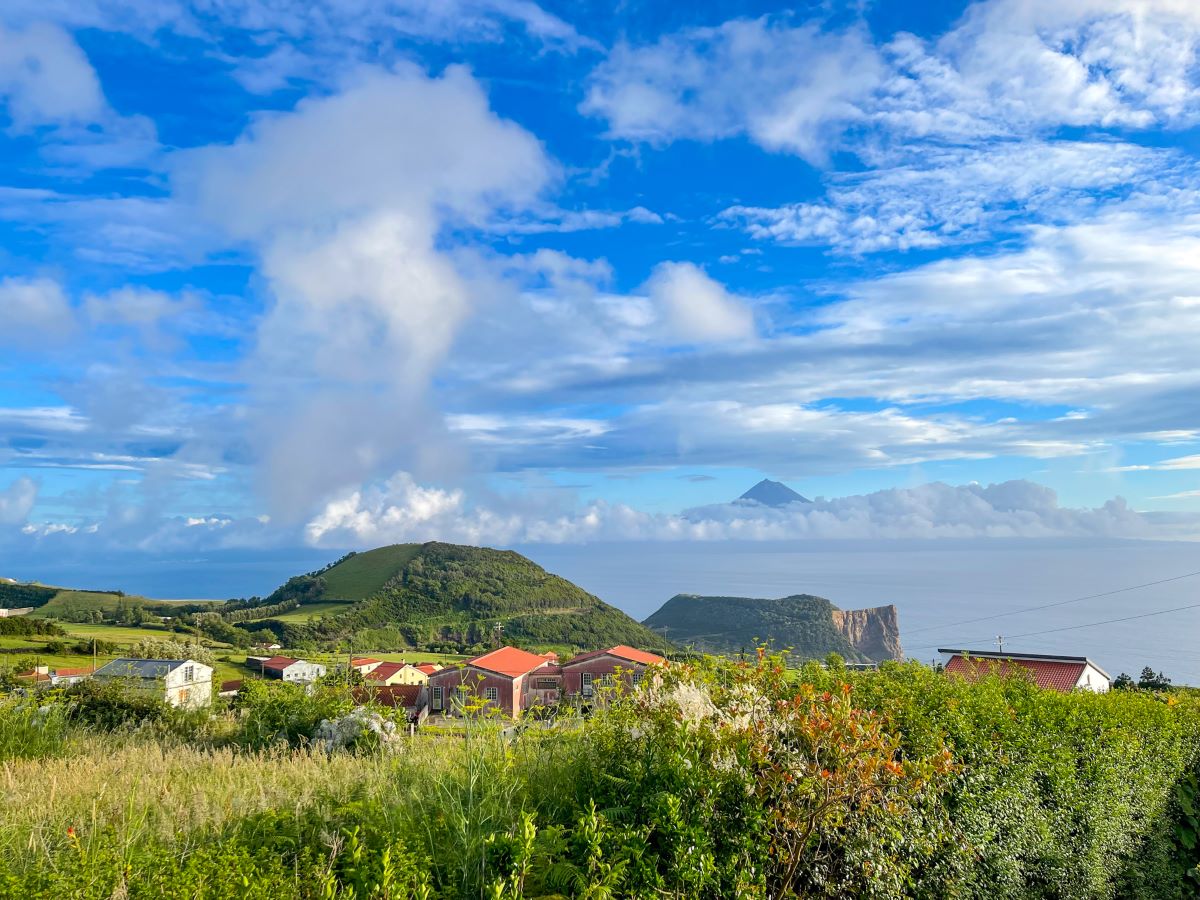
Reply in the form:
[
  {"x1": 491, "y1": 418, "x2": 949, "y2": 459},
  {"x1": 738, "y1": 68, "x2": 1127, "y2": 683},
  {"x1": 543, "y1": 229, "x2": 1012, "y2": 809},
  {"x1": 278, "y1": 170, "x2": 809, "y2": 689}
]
[
  {"x1": 427, "y1": 647, "x2": 561, "y2": 718},
  {"x1": 939, "y1": 649, "x2": 1110, "y2": 693},
  {"x1": 51, "y1": 665, "x2": 94, "y2": 686},
  {"x1": 92, "y1": 658, "x2": 213, "y2": 708},
  {"x1": 560, "y1": 645, "x2": 667, "y2": 700},
  {"x1": 15, "y1": 665, "x2": 51, "y2": 685},
  {"x1": 365, "y1": 661, "x2": 437, "y2": 686},
  {"x1": 218, "y1": 679, "x2": 242, "y2": 698},
  {"x1": 348, "y1": 657, "x2": 383, "y2": 676},
  {"x1": 259, "y1": 656, "x2": 326, "y2": 684},
  {"x1": 12, "y1": 663, "x2": 92, "y2": 688},
  {"x1": 353, "y1": 683, "x2": 429, "y2": 723}
]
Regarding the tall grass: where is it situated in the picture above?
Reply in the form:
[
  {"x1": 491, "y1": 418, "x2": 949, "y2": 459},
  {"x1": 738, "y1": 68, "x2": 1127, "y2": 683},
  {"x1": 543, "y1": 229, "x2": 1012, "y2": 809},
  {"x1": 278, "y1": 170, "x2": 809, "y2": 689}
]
[
  {"x1": 1, "y1": 736, "x2": 408, "y2": 872},
  {"x1": 0, "y1": 697, "x2": 71, "y2": 761}
]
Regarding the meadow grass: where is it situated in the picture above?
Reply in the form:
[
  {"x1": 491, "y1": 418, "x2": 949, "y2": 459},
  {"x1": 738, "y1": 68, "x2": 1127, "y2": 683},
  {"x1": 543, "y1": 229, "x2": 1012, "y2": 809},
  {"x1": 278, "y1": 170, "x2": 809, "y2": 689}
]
[
  {"x1": 321, "y1": 544, "x2": 423, "y2": 599},
  {"x1": 0, "y1": 719, "x2": 569, "y2": 897}
]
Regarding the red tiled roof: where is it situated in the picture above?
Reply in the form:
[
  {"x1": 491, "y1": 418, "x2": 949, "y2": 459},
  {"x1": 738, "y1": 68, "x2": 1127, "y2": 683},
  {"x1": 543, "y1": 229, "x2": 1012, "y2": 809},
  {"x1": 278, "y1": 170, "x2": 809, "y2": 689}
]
[
  {"x1": 467, "y1": 646, "x2": 555, "y2": 678},
  {"x1": 564, "y1": 645, "x2": 667, "y2": 668},
  {"x1": 261, "y1": 656, "x2": 297, "y2": 670},
  {"x1": 354, "y1": 684, "x2": 422, "y2": 708},
  {"x1": 365, "y1": 661, "x2": 407, "y2": 682},
  {"x1": 944, "y1": 654, "x2": 1085, "y2": 692},
  {"x1": 414, "y1": 664, "x2": 439, "y2": 675},
  {"x1": 53, "y1": 666, "x2": 94, "y2": 677},
  {"x1": 220, "y1": 679, "x2": 243, "y2": 693},
  {"x1": 351, "y1": 657, "x2": 381, "y2": 666}
]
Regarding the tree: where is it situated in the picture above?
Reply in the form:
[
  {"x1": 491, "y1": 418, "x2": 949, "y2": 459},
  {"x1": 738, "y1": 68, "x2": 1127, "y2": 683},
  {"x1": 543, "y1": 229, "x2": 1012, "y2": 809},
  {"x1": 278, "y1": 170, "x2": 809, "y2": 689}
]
[
  {"x1": 1112, "y1": 672, "x2": 1136, "y2": 690},
  {"x1": 1138, "y1": 667, "x2": 1172, "y2": 691}
]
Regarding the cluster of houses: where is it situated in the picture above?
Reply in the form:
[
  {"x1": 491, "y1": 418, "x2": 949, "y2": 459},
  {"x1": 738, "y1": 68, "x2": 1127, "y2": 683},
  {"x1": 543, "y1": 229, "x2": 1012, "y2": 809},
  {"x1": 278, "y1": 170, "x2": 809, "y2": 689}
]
[
  {"x1": 11, "y1": 644, "x2": 671, "y2": 718},
  {"x1": 11, "y1": 644, "x2": 1112, "y2": 719}
]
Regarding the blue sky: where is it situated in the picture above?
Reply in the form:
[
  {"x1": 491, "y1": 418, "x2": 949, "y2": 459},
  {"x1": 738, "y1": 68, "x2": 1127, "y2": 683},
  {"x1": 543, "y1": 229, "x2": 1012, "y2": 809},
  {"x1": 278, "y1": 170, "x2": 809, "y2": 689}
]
[{"x1": 3, "y1": 0, "x2": 1200, "y2": 556}]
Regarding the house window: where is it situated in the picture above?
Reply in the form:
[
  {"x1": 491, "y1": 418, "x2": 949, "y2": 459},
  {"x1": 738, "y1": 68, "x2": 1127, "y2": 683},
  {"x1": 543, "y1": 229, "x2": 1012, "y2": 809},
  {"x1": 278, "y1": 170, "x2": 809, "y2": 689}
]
[
  {"x1": 484, "y1": 687, "x2": 499, "y2": 703},
  {"x1": 600, "y1": 673, "x2": 614, "y2": 687},
  {"x1": 183, "y1": 665, "x2": 194, "y2": 683},
  {"x1": 536, "y1": 678, "x2": 558, "y2": 689},
  {"x1": 179, "y1": 688, "x2": 190, "y2": 704},
  {"x1": 581, "y1": 672, "x2": 594, "y2": 696},
  {"x1": 632, "y1": 671, "x2": 643, "y2": 686},
  {"x1": 431, "y1": 685, "x2": 444, "y2": 710}
]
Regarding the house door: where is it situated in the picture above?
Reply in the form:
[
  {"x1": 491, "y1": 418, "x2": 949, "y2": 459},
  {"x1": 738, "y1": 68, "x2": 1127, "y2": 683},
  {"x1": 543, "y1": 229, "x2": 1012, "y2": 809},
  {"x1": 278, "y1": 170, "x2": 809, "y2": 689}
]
[{"x1": 431, "y1": 685, "x2": 443, "y2": 711}]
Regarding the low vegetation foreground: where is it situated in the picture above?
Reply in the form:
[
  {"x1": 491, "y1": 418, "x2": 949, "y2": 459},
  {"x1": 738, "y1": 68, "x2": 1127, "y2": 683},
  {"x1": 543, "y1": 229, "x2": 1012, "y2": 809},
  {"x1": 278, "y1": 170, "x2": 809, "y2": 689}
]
[{"x1": 3, "y1": 653, "x2": 1200, "y2": 899}]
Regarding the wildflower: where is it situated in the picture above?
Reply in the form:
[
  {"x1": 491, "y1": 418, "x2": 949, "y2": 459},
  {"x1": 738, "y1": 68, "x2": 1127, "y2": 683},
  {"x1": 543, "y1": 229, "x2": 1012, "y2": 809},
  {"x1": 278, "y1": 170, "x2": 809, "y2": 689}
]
[{"x1": 67, "y1": 826, "x2": 75, "y2": 838}]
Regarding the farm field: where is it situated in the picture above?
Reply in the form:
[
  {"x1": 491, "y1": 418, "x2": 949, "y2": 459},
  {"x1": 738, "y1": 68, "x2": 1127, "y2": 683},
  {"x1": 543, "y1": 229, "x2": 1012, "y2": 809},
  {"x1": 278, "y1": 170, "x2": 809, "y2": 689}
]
[
  {"x1": 59, "y1": 623, "x2": 182, "y2": 642},
  {"x1": 246, "y1": 600, "x2": 355, "y2": 623}
]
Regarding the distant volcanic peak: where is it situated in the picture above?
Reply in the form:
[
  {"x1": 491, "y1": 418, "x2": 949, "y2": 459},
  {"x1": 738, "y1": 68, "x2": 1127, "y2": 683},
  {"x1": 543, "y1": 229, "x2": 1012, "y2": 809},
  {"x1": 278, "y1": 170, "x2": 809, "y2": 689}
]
[{"x1": 738, "y1": 479, "x2": 811, "y2": 507}]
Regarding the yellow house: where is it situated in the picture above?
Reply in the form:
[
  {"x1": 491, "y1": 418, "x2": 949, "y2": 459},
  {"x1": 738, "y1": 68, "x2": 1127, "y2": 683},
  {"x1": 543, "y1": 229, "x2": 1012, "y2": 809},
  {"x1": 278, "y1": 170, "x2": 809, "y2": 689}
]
[{"x1": 366, "y1": 662, "x2": 422, "y2": 686}]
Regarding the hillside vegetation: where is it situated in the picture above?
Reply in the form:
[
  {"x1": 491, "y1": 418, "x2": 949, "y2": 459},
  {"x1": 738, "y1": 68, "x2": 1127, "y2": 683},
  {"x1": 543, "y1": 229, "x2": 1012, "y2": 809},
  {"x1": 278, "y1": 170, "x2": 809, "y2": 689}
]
[
  {"x1": 251, "y1": 542, "x2": 668, "y2": 654},
  {"x1": 644, "y1": 593, "x2": 880, "y2": 661}
]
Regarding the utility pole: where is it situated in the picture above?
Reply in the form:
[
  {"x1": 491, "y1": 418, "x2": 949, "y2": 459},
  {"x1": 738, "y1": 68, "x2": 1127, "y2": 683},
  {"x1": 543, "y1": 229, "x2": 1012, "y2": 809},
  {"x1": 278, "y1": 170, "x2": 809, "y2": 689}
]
[
  {"x1": 995, "y1": 635, "x2": 1005, "y2": 654},
  {"x1": 493, "y1": 622, "x2": 504, "y2": 649}
]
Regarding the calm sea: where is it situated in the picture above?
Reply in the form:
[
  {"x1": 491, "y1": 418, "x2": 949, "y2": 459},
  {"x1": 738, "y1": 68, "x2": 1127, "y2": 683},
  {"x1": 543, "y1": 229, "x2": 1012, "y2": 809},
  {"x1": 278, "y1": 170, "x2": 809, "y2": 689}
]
[{"x1": 6, "y1": 539, "x2": 1198, "y2": 684}]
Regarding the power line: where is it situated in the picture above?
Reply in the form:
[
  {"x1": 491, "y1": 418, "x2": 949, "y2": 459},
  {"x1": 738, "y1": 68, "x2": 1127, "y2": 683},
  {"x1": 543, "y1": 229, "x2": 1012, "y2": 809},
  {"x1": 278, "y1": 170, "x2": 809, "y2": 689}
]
[
  {"x1": 904, "y1": 569, "x2": 1200, "y2": 636},
  {"x1": 908, "y1": 598, "x2": 1200, "y2": 653}
]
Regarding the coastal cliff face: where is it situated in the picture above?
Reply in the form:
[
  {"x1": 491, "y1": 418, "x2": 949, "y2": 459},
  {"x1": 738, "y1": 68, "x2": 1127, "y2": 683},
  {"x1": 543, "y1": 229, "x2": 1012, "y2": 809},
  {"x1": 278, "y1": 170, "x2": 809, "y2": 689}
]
[
  {"x1": 643, "y1": 593, "x2": 902, "y2": 663},
  {"x1": 831, "y1": 605, "x2": 903, "y2": 662}
]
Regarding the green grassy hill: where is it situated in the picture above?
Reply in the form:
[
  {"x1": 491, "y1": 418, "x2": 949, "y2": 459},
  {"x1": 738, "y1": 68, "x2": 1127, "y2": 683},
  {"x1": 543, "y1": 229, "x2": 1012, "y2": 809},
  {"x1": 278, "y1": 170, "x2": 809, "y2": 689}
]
[
  {"x1": 643, "y1": 593, "x2": 898, "y2": 663},
  {"x1": 252, "y1": 542, "x2": 670, "y2": 654},
  {"x1": 322, "y1": 545, "x2": 424, "y2": 599}
]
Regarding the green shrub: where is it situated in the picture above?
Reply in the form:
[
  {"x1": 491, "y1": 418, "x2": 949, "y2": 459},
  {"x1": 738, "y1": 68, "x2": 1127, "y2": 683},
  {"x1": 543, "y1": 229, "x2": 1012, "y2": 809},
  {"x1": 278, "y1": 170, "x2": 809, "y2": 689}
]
[{"x1": 233, "y1": 678, "x2": 355, "y2": 749}]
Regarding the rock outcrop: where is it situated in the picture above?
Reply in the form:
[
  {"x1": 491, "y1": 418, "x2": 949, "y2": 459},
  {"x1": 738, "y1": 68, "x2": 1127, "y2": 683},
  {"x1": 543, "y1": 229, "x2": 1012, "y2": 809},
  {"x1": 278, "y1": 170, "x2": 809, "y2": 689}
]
[{"x1": 831, "y1": 605, "x2": 903, "y2": 662}]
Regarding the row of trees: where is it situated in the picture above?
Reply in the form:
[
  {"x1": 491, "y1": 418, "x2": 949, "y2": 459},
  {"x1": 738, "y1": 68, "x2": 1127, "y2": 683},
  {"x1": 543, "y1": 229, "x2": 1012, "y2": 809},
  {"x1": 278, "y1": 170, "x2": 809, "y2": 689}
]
[{"x1": 1113, "y1": 667, "x2": 1173, "y2": 691}]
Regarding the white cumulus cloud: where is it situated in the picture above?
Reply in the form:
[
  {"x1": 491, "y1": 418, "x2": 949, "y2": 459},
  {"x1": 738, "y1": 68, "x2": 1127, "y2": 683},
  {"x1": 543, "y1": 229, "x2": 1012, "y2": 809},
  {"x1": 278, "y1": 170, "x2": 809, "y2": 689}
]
[
  {"x1": 644, "y1": 262, "x2": 755, "y2": 344},
  {"x1": 174, "y1": 65, "x2": 554, "y2": 520}
]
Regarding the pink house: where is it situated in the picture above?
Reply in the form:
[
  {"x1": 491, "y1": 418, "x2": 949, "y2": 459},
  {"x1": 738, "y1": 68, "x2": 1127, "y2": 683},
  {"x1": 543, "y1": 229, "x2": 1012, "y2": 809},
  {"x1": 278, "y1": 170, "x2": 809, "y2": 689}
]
[
  {"x1": 560, "y1": 645, "x2": 667, "y2": 700},
  {"x1": 427, "y1": 647, "x2": 561, "y2": 718}
]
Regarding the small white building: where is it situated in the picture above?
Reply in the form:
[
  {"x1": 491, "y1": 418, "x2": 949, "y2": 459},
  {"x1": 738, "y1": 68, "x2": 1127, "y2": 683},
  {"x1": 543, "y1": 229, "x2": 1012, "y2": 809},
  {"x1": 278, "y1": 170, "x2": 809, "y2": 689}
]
[
  {"x1": 51, "y1": 666, "x2": 94, "y2": 686},
  {"x1": 93, "y1": 658, "x2": 213, "y2": 708},
  {"x1": 261, "y1": 656, "x2": 326, "y2": 684}
]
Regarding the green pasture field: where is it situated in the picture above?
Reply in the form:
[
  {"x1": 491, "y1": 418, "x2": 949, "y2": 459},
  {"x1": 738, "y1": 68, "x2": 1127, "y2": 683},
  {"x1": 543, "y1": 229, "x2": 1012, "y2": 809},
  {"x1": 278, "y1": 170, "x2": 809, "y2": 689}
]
[
  {"x1": 247, "y1": 601, "x2": 355, "y2": 624},
  {"x1": 321, "y1": 544, "x2": 423, "y2": 600}
]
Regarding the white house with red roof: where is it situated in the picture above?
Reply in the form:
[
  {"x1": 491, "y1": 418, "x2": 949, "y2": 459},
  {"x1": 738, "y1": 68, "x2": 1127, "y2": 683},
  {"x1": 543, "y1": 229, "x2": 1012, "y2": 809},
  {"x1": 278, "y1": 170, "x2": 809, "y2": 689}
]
[
  {"x1": 348, "y1": 657, "x2": 383, "y2": 676},
  {"x1": 940, "y1": 649, "x2": 1110, "y2": 693},
  {"x1": 427, "y1": 646, "x2": 561, "y2": 718}
]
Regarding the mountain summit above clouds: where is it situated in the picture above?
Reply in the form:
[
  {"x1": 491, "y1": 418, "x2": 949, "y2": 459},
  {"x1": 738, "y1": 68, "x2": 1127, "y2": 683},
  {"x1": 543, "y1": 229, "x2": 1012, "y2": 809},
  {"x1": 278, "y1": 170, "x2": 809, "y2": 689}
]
[{"x1": 737, "y1": 479, "x2": 811, "y2": 507}]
